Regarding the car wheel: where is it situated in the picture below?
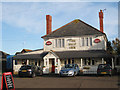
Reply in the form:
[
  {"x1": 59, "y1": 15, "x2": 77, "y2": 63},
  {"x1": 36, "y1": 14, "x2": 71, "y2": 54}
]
[
  {"x1": 109, "y1": 74, "x2": 112, "y2": 77},
  {"x1": 59, "y1": 73, "x2": 62, "y2": 77},
  {"x1": 77, "y1": 71, "x2": 80, "y2": 76},
  {"x1": 40, "y1": 71, "x2": 43, "y2": 76},
  {"x1": 73, "y1": 72, "x2": 75, "y2": 77},
  {"x1": 32, "y1": 72, "x2": 36, "y2": 78}
]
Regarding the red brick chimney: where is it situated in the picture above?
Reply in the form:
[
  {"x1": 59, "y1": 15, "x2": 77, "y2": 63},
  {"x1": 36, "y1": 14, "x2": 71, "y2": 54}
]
[
  {"x1": 99, "y1": 10, "x2": 104, "y2": 33},
  {"x1": 46, "y1": 15, "x2": 52, "y2": 35}
]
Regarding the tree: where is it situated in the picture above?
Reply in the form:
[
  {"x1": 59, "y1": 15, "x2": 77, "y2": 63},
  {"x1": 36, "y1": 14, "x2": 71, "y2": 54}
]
[
  {"x1": 112, "y1": 38, "x2": 120, "y2": 55},
  {"x1": 107, "y1": 41, "x2": 113, "y2": 54}
]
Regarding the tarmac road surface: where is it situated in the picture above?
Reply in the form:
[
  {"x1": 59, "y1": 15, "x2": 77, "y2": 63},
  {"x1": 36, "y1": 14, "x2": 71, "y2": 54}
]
[{"x1": 13, "y1": 74, "x2": 119, "y2": 88}]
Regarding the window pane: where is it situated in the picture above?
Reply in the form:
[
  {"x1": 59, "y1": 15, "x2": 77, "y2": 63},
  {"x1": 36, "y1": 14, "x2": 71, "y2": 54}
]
[
  {"x1": 90, "y1": 37, "x2": 92, "y2": 46},
  {"x1": 68, "y1": 59, "x2": 71, "y2": 64},
  {"x1": 86, "y1": 37, "x2": 88, "y2": 46},
  {"x1": 38, "y1": 60, "x2": 40, "y2": 66},
  {"x1": 62, "y1": 39, "x2": 65, "y2": 47},
  {"x1": 60, "y1": 39, "x2": 61, "y2": 47},
  {"x1": 92, "y1": 60, "x2": 94, "y2": 65},
  {"x1": 58, "y1": 39, "x2": 61, "y2": 47},
  {"x1": 84, "y1": 59, "x2": 86, "y2": 65},
  {"x1": 64, "y1": 60, "x2": 66, "y2": 65},
  {"x1": 55, "y1": 39, "x2": 57, "y2": 47},
  {"x1": 15, "y1": 60, "x2": 17, "y2": 65},
  {"x1": 35, "y1": 60, "x2": 37, "y2": 65},
  {"x1": 72, "y1": 58, "x2": 74, "y2": 64},
  {"x1": 82, "y1": 38, "x2": 84, "y2": 46}
]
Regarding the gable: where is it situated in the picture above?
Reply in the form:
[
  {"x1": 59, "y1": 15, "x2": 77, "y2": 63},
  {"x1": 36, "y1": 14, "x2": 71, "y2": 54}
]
[
  {"x1": 43, "y1": 51, "x2": 59, "y2": 59},
  {"x1": 42, "y1": 19, "x2": 105, "y2": 38}
]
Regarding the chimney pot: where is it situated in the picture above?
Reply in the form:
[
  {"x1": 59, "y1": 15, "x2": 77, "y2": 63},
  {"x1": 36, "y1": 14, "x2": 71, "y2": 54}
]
[{"x1": 46, "y1": 15, "x2": 52, "y2": 35}]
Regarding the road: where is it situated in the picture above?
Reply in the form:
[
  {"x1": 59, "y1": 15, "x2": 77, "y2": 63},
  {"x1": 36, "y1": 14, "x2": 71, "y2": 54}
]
[{"x1": 13, "y1": 74, "x2": 119, "y2": 88}]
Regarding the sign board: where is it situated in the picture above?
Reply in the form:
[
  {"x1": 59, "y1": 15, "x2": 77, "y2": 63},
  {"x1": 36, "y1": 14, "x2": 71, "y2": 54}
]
[
  {"x1": 46, "y1": 41, "x2": 52, "y2": 45},
  {"x1": 67, "y1": 39, "x2": 76, "y2": 49},
  {"x1": 1, "y1": 72, "x2": 15, "y2": 90},
  {"x1": 94, "y1": 39, "x2": 101, "y2": 43}
]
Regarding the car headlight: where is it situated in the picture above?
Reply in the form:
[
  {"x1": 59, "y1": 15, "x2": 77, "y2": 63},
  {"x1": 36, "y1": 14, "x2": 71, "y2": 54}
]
[{"x1": 68, "y1": 70, "x2": 74, "y2": 74}]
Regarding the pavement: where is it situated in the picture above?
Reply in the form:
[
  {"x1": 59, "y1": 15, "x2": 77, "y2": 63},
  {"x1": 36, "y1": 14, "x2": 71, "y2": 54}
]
[{"x1": 13, "y1": 74, "x2": 119, "y2": 89}]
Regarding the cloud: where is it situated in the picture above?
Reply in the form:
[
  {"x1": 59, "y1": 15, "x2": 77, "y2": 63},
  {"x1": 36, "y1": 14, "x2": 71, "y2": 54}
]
[{"x1": 2, "y1": 2, "x2": 118, "y2": 41}]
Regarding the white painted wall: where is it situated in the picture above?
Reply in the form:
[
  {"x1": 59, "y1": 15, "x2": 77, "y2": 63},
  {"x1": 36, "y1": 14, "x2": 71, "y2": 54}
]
[
  {"x1": 43, "y1": 52, "x2": 61, "y2": 74},
  {"x1": 43, "y1": 35, "x2": 107, "y2": 51}
]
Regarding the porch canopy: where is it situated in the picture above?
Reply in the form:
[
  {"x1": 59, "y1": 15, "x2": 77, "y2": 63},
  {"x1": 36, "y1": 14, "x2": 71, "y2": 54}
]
[
  {"x1": 54, "y1": 50, "x2": 113, "y2": 59},
  {"x1": 13, "y1": 52, "x2": 48, "y2": 60}
]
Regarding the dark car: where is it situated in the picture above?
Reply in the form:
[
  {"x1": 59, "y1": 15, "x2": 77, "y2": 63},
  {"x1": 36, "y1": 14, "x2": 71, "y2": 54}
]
[
  {"x1": 97, "y1": 64, "x2": 112, "y2": 76},
  {"x1": 18, "y1": 65, "x2": 43, "y2": 78}
]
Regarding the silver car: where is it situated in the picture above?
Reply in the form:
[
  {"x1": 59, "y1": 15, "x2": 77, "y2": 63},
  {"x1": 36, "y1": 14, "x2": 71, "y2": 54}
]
[{"x1": 59, "y1": 64, "x2": 80, "y2": 77}]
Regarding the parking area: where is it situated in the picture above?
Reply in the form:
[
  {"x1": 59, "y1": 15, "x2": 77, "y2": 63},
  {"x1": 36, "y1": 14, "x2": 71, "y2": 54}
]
[{"x1": 13, "y1": 74, "x2": 119, "y2": 88}]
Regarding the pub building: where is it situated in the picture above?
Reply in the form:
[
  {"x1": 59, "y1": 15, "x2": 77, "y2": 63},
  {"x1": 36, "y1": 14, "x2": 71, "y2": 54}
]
[{"x1": 13, "y1": 10, "x2": 113, "y2": 74}]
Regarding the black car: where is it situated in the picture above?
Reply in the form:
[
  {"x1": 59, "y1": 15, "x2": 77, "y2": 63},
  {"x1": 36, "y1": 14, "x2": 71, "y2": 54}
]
[
  {"x1": 97, "y1": 64, "x2": 112, "y2": 76},
  {"x1": 18, "y1": 65, "x2": 43, "y2": 78}
]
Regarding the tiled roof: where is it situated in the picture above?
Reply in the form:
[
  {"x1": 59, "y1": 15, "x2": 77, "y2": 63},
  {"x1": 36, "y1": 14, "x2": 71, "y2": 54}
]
[
  {"x1": 42, "y1": 19, "x2": 106, "y2": 38},
  {"x1": 0, "y1": 51, "x2": 9, "y2": 58},
  {"x1": 13, "y1": 50, "x2": 113, "y2": 60},
  {"x1": 13, "y1": 52, "x2": 48, "y2": 60},
  {"x1": 54, "y1": 50, "x2": 113, "y2": 59}
]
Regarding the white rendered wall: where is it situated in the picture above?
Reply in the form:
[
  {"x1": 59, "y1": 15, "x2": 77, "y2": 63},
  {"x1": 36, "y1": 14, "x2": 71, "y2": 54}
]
[{"x1": 43, "y1": 35, "x2": 107, "y2": 51}]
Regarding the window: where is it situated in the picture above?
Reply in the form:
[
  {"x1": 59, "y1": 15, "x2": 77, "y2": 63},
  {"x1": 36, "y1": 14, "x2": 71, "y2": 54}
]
[
  {"x1": 35, "y1": 60, "x2": 37, "y2": 65},
  {"x1": 55, "y1": 39, "x2": 57, "y2": 47},
  {"x1": 72, "y1": 58, "x2": 74, "y2": 64},
  {"x1": 64, "y1": 59, "x2": 67, "y2": 65},
  {"x1": 90, "y1": 37, "x2": 92, "y2": 46},
  {"x1": 22, "y1": 59, "x2": 27, "y2": 65},
  {"x1": 55, "y1": 39, "x2": 65, "y2": 48},
  {"x1": 92, "y1": 60, "x2": 95, "y2": 65},
  {"x1": 88, "y1": 59, "x2": 91, "y2": 65},
  {"x1": 59, "y1": 39, "x2": 61, "y2": 47},
  {"x1": 82, "y1": 38, "x2": 84, "y2": 46},
  {"x1": 86, "y1": 37, "x2": 89, "y2": 46},
  {"x1": 62, "y1": 39, "x2": 65, "y2": 47},
  {"x1": 116, "y1": 58, "x2": 120, "y2": 65},
  {"x1": 84, "y1": 59, "x2": 87, "y2": 65},
  {"x1": 15, "y1": 60, "x2": 17, "y2": 65},
  {"x1": 38, "y1": 60, "x2": 40, "y2": 66},
  {"x1": 68, "y1": 59, "x2": 71, "y2": 64}
]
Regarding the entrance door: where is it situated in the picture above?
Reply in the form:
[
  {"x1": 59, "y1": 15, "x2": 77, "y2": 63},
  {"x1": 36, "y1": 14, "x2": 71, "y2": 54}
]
[{"x1": 49, "y1": 59, "x2": 55, "y2": 73}]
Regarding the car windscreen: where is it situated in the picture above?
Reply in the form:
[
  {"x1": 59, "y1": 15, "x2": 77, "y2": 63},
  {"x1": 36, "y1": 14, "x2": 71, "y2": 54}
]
[
  {"x1": 65, "y1": 64, "x2": 74, "y2": 68},
  {"x1": 20, "y1": 66, "x2": 31, "y2": 70},
  {"x1": 98, "y1": 64, "x2": 111, "y2": 69}
]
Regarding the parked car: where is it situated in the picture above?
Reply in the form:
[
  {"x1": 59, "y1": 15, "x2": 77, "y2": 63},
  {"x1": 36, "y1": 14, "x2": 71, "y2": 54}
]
[
  {"x1": 59, "y1": 64, "x2": 80, "y2": 77},
  {"x1": 97, "y1": 64, "x2": 112, "y2": 76},
  {"x1": 18, "y1": 65, "x2": 43, "y2": 78}
]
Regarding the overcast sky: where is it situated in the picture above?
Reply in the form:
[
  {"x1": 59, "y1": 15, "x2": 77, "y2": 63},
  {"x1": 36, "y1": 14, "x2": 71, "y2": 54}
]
[{"x1": 1, "y1": 2, "x2": 118, "y2": 55}]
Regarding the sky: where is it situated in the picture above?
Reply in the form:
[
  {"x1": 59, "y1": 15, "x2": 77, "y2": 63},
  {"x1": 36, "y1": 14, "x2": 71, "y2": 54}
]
[{"x1": 1, "y1": 2, "x2": 118, "y2": 55}]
